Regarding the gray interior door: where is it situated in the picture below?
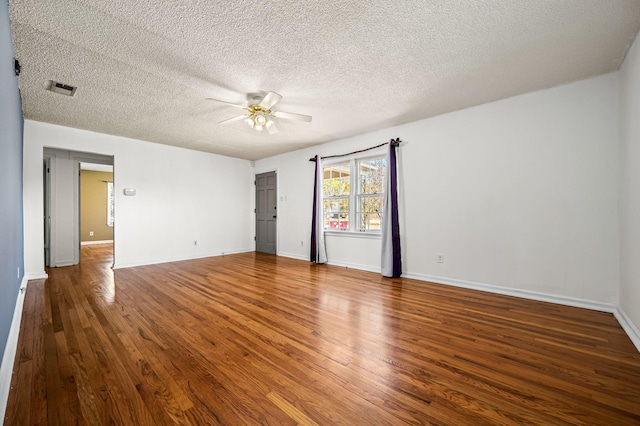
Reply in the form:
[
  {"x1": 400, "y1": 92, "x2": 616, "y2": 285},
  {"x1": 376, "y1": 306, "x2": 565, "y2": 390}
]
[{"x1": 255, "y1": 171, "x2": 277, "y2": 254}]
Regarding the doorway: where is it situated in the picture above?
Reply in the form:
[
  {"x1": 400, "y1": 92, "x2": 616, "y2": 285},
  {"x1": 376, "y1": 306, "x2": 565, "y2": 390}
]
[
  {"x1": 43, "y1": 148, "x2": 114, "y2": 267},
  {"x1": 255, "y1": 171, "x2": 277, "y2": 254},
  {"x1": 79, "y1": 163, "x2": 114, "y2": 263}
]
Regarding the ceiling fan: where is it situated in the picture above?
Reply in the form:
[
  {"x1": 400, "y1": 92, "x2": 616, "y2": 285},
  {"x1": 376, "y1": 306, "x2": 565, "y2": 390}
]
[{"x1": 206, "y1": 92, "x2": 312, "y2": 135}]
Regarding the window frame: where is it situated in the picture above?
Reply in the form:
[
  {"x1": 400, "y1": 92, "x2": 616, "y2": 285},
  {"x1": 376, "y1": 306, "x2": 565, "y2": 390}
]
[
  {"x1": 107, "y1": 182, "x2": 115, "y2": 227},
  {"x1": 322, "y1": 149, "x2": 387, "y2": 236},
  {"x1": 322, "y1": 160, "x2": 351, "y2": 232}
]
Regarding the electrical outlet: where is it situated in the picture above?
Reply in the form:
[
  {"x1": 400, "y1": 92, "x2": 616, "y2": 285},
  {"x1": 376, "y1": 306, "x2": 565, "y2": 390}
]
[
  {"x1": 301, "y1": 241, "x2": 304, "y2": 247},
  {"x1": 89, "y1": 231, "x2": 94, "y2": 236},
  {"x1": 436, "y1": 253, "x2": 444, "y2": 263},
  {"x1": 193, "y1": 240, "x2": 198, "y2": 246}
]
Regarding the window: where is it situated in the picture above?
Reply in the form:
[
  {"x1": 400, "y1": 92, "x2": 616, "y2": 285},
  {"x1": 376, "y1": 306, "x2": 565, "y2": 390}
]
[
  {"x1": 323, "y1": 162, "x2": 350, "y2": 230},
  {"x1": 357, "y1": 157, "x2": 386, "y2": 231},
  {"x1": 107, "y1": 182, "x2": 115, "y2": 226},
  {"x1": 323, "y1": 155, "x2": 387, "y2": 232}
]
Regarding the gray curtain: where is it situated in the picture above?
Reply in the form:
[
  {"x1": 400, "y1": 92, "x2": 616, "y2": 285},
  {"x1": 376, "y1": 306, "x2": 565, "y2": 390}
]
[
  {"x1": 381, "y1": 139, "x2": 401, "y2": 277},
  {"x1": 310, "y1": 155, "x2": 327, "y2": 263}
]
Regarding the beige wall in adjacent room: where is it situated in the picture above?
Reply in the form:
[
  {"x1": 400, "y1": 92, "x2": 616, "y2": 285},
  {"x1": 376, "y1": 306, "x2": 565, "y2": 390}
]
[{"x1": 80, "y1": 170, "x2": 113, "y2": 242}]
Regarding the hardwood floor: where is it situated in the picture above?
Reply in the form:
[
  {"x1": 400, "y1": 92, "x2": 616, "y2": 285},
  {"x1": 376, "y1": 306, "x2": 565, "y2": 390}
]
[{"x1": 5, "y1": 244, "x2": 640, "y2": 425}]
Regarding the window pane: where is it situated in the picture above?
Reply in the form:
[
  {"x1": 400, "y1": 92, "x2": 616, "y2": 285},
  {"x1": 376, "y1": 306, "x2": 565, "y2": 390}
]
[
  {"x1": 358, "y1": 158, "x2": 386, "y2": 195},
  {"x1": 356, "y1": 157, "x2": 386, "y2": 231},
  {"x1": 357, "y1": 195, "x2": 383, "y2": 231},
  {"x1": 323, "y1": 197, "x2": 349, "y2": 230},
  {"x1": 323, "y1": 162, "x2": 350, "y2": 197}
]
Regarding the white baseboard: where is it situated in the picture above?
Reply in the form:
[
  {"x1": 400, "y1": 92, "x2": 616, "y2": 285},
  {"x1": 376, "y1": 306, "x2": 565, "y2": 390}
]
[
  {"x1": 403, "y1": 271, "x2": 617, "y2": 313},
  {"x1": 25, "y1": 272, "x2": 48, "y2": 280},
  {"x1": 614, "y1": 307, "x2": 640, "y2": 353},
  {"x1": 277, "y1": 251, "x2": 308, "y2": 261},
  {"x1": 274, "y1": 255, "x2": 615, "y2": 312},
  {"x1": 112, "y1": 248, "x2": 254, "y2": 269},
  {"x1": 81, "y1": 240, "x2": 113, "y2": 246},
  {"x1": 327, "y1": 259, "x2": 380, "y2": 274},
  {"x1": 278, "y1": 252, "x2": 381, "y2": 273},
  {"x1": 294, "y1": 259, "x2": 636, "y2": 350},
  {"x1": 402, "y1": 269, "x2": 638, "y2": 353},
  {"x1": 0, "y1": 277, "x2": 28, "y2": 422},
  {"x1": 115, "y1": 251, "x2": 639, "y2": 354}
]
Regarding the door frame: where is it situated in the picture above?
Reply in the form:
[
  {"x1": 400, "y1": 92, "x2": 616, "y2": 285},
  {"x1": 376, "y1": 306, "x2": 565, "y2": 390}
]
[
  {"x1": 43, "y1": 156, "x2": 52, "y2": 267},
  {"x1": 254, "y1": 169, "x2": 278, "y2": 254},
  {"x1": 43, "y1": 148, "x2": 114, "y2": 267}
]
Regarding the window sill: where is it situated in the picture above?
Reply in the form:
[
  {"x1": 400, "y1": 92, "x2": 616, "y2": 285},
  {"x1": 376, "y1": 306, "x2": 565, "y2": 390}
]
[{"x1": 324, "y1": 230, "x2": 381, "y2": 239}]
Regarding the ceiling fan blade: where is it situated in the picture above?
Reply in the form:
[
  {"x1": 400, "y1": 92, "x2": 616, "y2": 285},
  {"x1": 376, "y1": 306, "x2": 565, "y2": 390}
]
[
  {"x1": 259, "y1": 92, "x2": 282, "y2": 109},
  {"x1": 219, "y1": 114, "x2": 248, "y2": 125},
  {"x1": 273, "y1": 110, "x2": 312, "y2": 123},
  {"x1": 266, "y1": 121, "x2": 279, "y2": 135},
  {"x1": 206, "y1": 98, "x2": 247, "y2": 109}
]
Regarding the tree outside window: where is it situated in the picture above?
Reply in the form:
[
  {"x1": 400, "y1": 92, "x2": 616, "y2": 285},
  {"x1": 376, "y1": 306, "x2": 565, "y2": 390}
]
[
  {"x1": 323, "y1": 162, "x2": 350, "y2": 230},
  {"x1": 357, "y1": 158, "x2": 386, "y2": 231},
  {"x1": 322, "y1": 155, "x2": 386, "y2": 232}
]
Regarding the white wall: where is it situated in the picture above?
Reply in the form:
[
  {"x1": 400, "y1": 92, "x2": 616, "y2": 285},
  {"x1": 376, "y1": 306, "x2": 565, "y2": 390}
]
[
  {"x1": 257, "y1": 73, "x2": 620, "y2": 305},
  {"x1": 23, "y1": 120, "x2": 254, "y2": 275},
  {"x1": 620, "y1": 34, "x2": 640, "y2": 333}
]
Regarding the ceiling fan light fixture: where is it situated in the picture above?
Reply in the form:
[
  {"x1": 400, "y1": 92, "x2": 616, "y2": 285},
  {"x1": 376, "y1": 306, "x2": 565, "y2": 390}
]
[
  {"x1": 254, "y1": 112, "x2": 267, "y2": 126},
  {"x1": 210, "y1": 91, "x2": 311, "y2": 134}
]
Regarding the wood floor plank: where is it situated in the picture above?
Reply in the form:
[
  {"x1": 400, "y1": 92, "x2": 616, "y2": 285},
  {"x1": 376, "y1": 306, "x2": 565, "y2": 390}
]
[
  {"x1": 113, "y1": 282, "x2": 275, "y2": 425},
  {"x1": 266, "y1": 391, "x2": 320, "y2": 426},
  {"x1": 4, "y1": 244, "x2": 640, "y2": 425}
]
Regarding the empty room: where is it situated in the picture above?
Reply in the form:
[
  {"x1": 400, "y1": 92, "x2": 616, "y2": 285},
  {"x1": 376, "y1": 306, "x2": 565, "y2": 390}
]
[{"x1": 1, "y1": 0, "x2": 640, "y2": 424}]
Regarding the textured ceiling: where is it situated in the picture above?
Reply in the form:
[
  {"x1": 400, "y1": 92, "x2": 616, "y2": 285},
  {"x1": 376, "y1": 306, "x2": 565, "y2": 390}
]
[{"x1": 9, "y1": 0, "x2": 640, "y2": 161}]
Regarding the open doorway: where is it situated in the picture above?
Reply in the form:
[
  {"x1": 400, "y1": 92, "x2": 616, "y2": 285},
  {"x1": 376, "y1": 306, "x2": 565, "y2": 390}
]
[
  {"x1": 43, "y1": 148, "x2": 114, "y2": 267},
  {"x1": 79, "y1": 163, "x2": 114, "y2": 264}
]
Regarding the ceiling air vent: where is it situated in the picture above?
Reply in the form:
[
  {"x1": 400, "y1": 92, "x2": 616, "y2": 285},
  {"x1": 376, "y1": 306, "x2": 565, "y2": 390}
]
[{"x1": 47, "y1": 80, "x2": 77, "y2": 97}]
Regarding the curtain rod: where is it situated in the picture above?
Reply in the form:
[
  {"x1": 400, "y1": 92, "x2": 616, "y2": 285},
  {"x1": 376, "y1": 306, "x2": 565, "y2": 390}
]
[{"x1": 309, "y1": 138, "x2": 401, "y2": 162}]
